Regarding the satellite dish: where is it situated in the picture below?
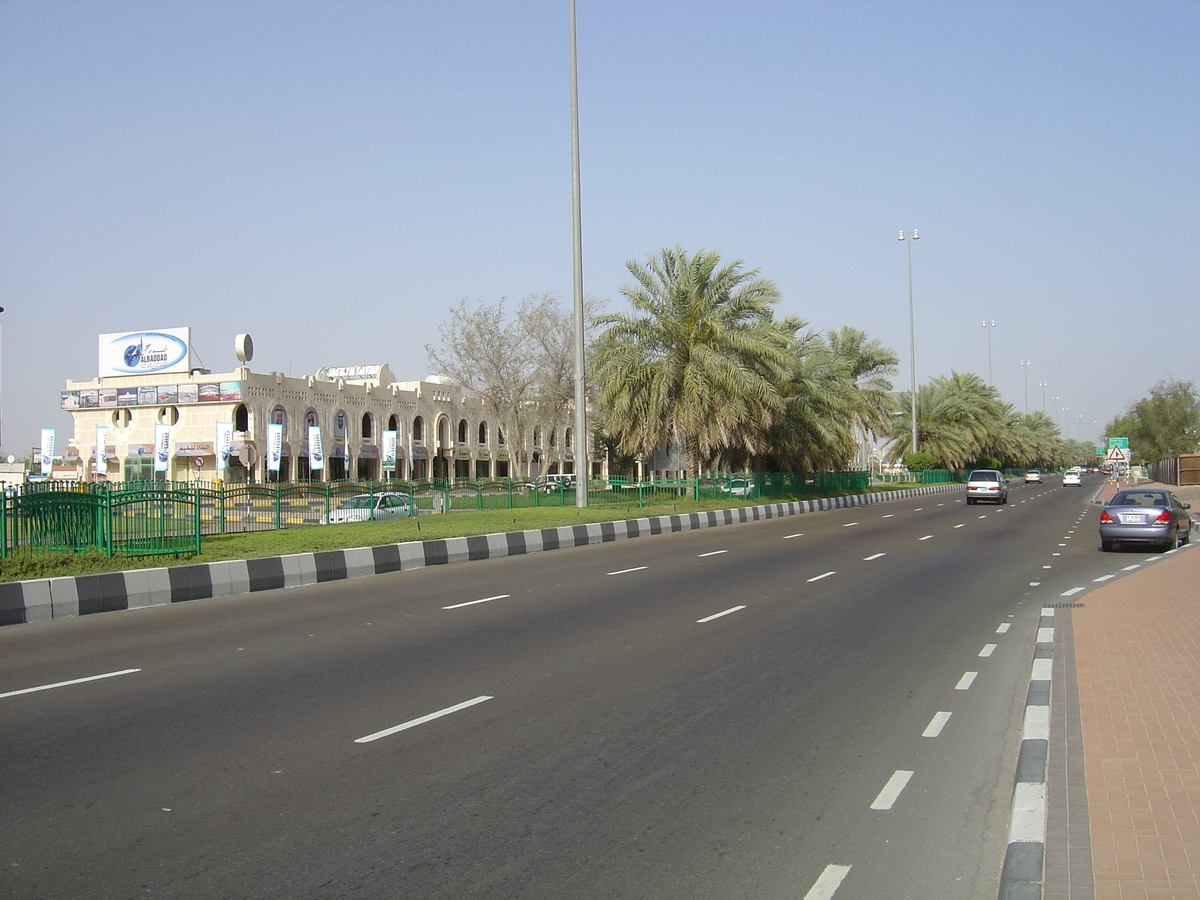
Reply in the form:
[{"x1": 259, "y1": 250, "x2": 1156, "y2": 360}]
[
  {"x1": 6, "y1": 455, "x2": 13, "y2": 464},
  {"x1": 234, "y1": 333, "x2": 254, "y2": 363}
]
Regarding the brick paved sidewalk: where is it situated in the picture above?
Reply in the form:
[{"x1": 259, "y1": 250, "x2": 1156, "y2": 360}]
[{"x1": 1071, "y1": 528, "x2": 1200, "y2": 900}]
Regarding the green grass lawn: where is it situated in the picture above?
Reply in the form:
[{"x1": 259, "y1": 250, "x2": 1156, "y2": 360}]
[{"x1": 0, "y1": 485, "x2": 923, "y2": 583}]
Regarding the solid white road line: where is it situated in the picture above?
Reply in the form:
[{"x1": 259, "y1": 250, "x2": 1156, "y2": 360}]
[
  {"x1": 807, "y1": 571, "x2": 836, "y2": 582},
  {"x1": 697, "y1": 605, "x2": 746, "y2": 623},
  {"x1": 955, "y1": 671, "x2": 978, "y2": 690},
  {"x1": 863, "y1": 552, "x2": 886, "y2": 561},
  {"x1": 607, "y1": 566, "x2": 648, "y2": 576},
  {"x1": 922, "y1": 711, "x2": 952, "y2": 737},
  {"x1": 979, "y1": 644, "x2": 997, "y2": 657},
  {"x1": 996, "y1": 623, "x2": 1012, "y2": 634},
  {"x1": 697, "y1": 550, "x2": 728, "y2": 557},
  {"x1": 0, "y1": 668, "x2": 142, "y2": 700},
  {"x1": 355, "y1": 695, "x2": 493, "y2": 744},
  {"x1": 870, "y1": 770, "x2": 914, "y2": 810},
  {"x1": 443, "y1": 594, "x2": 511, "y2": 610},
  {"x1": 803, "y1": 864, "x2": 852, "y2": 900}
]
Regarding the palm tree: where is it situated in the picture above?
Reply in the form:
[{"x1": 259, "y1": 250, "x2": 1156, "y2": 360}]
[
  {"x1": 591, "y1": 247, "x2": 795, "y2": 477},
  {"x1": 887, "y1": 371, "x2": 1009, "y2": 470}
]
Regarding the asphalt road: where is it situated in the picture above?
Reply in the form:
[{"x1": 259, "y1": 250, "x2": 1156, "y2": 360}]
[{"x1": 0, "y1": 476, "x2": 1133, "y2": 899}]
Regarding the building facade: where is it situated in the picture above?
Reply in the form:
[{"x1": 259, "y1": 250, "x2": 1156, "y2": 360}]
[{"x1": 61, "y1": 359, "x2": 591, "y2": 484}]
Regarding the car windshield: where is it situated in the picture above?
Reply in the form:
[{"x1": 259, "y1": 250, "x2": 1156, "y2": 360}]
[
  {"x1": 1112, "y1": 491, "x2": 1168, "y2": 507},
  {"x1": 336, "y1": 496, "x2": 375, "y2": 510}
]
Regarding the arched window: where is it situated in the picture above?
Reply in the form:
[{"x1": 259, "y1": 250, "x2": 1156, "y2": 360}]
[
  {"x1": 497, "y1": 427, "x2": 506, "y2": 446},
  {"x1": 412, "y1": 416, "x2": 424, "y2": 442},
  {"x1": 361, "y1": 412, "x2": 373, "y2": 440},
  {"x1": 549, "y1": 429, "x2": 557, "y2": 448},
  {"x1": 271, "y1": 405, "x2": 287, "y2": 436},
  {"x1": 478, "y1": 421, "x2": 488, "y2": 444},
  {"x1": 305, "y1": 409, "x2": 319, "y2": 429},
  {"x1": 565, "y1": 427, "x2": 573, "y2": 450},
  {"x1": 533, "y1": 427, "x2": 542, "y2": 448},
  {"x1": 388, "y1": 414, "x2": 398, "y2": 431},
  {"x1": 458, "y1": 419, "x2": 468, "y2": 443},
  {"x1": 234, "y1": 404, "x2": 249, "y2": 432}
]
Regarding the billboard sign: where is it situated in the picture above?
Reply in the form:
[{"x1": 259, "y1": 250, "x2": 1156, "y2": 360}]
[{"x1": 98, "y1": 328, "x2": 192, "y2": 377}]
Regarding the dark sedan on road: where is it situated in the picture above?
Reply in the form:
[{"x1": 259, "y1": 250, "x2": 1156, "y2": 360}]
[{"x1": 1098, "y1": 488, "x2": 1194, "y2": 551}]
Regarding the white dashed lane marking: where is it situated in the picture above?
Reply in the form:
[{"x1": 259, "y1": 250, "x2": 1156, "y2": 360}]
[
  {"x1": 443, "y1": 594, "x2": 511, "y2": 610},
  {"x1": 697, "y1": 606, "x2": 746, "y2": 623},
  {"x1": 807, "y1": 571, "x2": 836, "y2": 583},
  {"x1": 922, "y1": 711, "x2": 952, "y2": 737},
  {"x1": 803, "y1": 865, "x2": 852, "y2": 900},
  {"x1": 956, "y1": 672, "x2": 978, "y2": 690},
  {"x1": 870, "y1": 770, "x2": 914, "y2": 810},
  {"x1": 607, "y1": 566, "x2": 648, "y2": 576}
]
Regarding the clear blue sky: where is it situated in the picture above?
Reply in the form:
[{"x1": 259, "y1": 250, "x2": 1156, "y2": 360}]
[{"x1": 1, "y1": 0, "x2": 1196, "y2": 457}]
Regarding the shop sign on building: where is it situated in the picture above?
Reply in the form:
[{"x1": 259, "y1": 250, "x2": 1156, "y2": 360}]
[{"x1": 98, "y1": 328, "x2": 193, "y2": 377}]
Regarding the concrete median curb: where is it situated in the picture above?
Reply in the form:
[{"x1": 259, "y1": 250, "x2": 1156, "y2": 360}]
[{"x1": 0, "y1": 483, "x2": 959, "y2": 627}]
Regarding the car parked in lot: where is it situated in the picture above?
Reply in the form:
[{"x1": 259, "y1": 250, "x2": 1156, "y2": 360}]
[
  {"x1": 966, "y1": 469, "x2": 1008, "y2": 505},
  {"x1": 1098, "y1": 488, "x2": 1193, "y2": 551},
  {"x1": 1024, "y1": 469, "x2": 1043, "y2": 484},
  {"x1": 322, "y1": 492, "x2": 414, "y2": 524},
  {"x1": 720, "y1": 478, "x2": 752, "y2": 497}
]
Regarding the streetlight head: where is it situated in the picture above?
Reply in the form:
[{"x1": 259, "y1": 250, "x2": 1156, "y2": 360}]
[
  {"x1": 912, "y1": 230, "x2": 918, "y2": 239},
  {"x1": 898, "y1": 231, "x2": 905, "y2": 241}
]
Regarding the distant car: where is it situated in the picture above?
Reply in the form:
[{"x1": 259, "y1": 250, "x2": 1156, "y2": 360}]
[
  {"x1": 1024, "y1": 469, "x2": 1043, "y2": 484},
  {"x1": 1099, "y1": 488, "x2": 1193, "y2": 551},
  {"x1": 966, "y1": 469, "x2": 1008, "y2": 505},
  {"x1": 720, "y1": 478, "x2": 752, "y2": 497},
  {"x1": 1063, "y1": 469, "x2": 1082, "y2": 486},
  {"x1": 323, "y1": 492, "x2": 413, "y2": 524},
  {"x1": 540, "y1": 475, "x2": 577, "y2": 494}
]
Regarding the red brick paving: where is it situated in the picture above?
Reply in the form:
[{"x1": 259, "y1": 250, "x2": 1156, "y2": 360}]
[{"x1": 1073, "y1": 481, "x2": 1200, "y2": 900}]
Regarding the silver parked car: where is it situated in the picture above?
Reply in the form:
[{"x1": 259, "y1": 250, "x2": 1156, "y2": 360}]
[
  {"x1": 966, "y1": 469, "x2": 1008, "y2": 505},
  {"x1": 1098, "y1": 488, "x2": 1193, "y2": 551},
  {"x1": 323, "y1": 492, "x2": 414, "y2": 524}
]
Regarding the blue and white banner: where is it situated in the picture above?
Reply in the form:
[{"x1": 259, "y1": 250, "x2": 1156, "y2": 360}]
[
  {"x1": 215, "y1": 422, "x2": 233, "y2": 473},
  {"x1": 95, "y1": 425, "x2": 108, "y2": 473},
  {"x1": 308, "y1": 425, "x2": 324, "y2": 471},
  {"x1": 40, "y1": 428, "x2": 55, "y2": 476},
  {"x1": 153, "y1": 424, "x2": 172, "y2": 472},
  {"x1": 267, "y1": 423, "x2": 284, "y2": 472},
  {"x1": 382, "y1": 430, "x2": 397, "y2": 470}
]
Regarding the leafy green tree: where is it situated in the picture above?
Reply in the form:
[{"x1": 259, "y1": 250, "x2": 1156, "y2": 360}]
[
  {"x1": 903, "y1": 451, "x2": 938, "y2": 471},
  {"x1": 1104, "y1": 378, "x2": 1200, "y2": 463},
  {"x1": 591, "y1": 247, "x2": 795, "y2": 476}
]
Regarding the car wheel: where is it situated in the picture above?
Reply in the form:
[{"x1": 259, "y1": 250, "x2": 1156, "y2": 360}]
[{"x1": 1182, "y1": 524, "x2": 1193, "y2": 545}]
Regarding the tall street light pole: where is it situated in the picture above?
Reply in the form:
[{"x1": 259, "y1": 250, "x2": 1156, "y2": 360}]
[
  {"x1": 899, "y1": 230, "x2": 919, "y2": 454},
  {"x1": 1020, "y1": 360, "x2": 1031, "y2": 414},
  {"x1": 1039, "y1": 382, "x2": 1048, "y2": 413},
  {"x1": 569, "y1": 0, "x2": 588, "y2": 508},
  {"x1": 981, "y1": 320, "x2": 996, "y2": 385}
]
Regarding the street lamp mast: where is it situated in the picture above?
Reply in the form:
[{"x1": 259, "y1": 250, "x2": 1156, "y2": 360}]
[
  {"x1": 982, "y1": 320, "x2": 996, "y2": 385},
  {"x1": 1039, "y1": 382, "x2": 1048, "y2": 413},
  {"x1": 1020, "y1": 360, "x2": 1031, "y2": 414},
  {"x1": 569, "y1": 0, "x2": 588, "y2": 507},
  {"x1": 899, "y1": 229, "x2": 919, "y2": 454}
]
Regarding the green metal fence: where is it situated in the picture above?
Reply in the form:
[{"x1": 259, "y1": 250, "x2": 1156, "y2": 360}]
[
  {"x1": 1, "y1": 470, "x2": 917, "y2": 558},
  {"x1": 1, "y1": 483, "x2": 202, "y2": 559}
]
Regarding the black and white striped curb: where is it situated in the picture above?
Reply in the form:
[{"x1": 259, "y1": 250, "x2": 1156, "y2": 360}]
[
  {"x1": 0, "y1": 484, "x2": 958, "y2": 627},
  {"x1": 998, "y1": 604, "x2": 1055, "y2": 900}
]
